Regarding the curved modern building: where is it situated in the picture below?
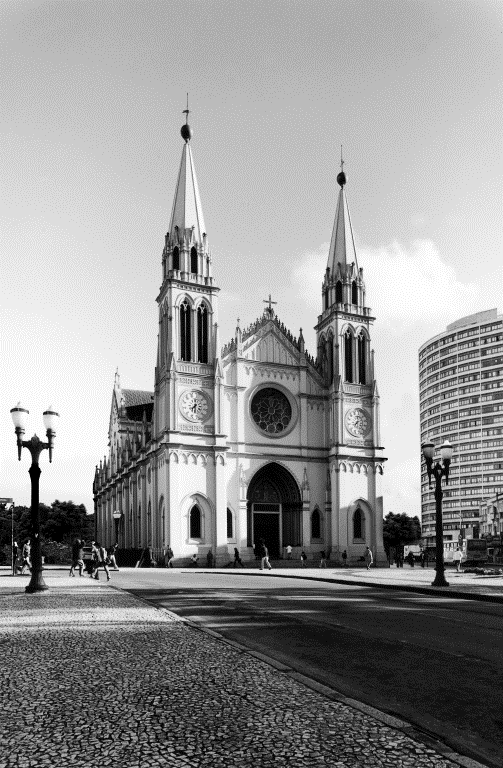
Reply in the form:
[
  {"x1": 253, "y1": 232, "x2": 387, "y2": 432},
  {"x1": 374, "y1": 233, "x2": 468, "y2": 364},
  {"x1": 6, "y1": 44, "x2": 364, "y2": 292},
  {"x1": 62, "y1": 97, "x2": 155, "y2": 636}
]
[{"x1": 419, "y1": 309, "x2": 503, "y2": 547}]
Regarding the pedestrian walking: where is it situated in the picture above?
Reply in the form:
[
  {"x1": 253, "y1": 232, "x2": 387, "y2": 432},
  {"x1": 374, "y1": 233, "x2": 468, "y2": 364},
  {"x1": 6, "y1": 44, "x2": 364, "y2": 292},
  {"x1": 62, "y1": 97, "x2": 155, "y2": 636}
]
[
  {"x1": 20, "y1": 539, "x2": 31, "y2": 574},
  {"x1": 91, "y1": 542, "x2": 111, "y2": 581},
  {"x1": 107, "y1": 543, "x2": 119, "y2": 571},
  {"x1": 69, "y1": 538, "x2": 84, "y2": 577},
  {"x1": 233, "y1": 548, "x2": 244, "y2": 567},
  {"x1": 420, "y1": 550, "x2": 426, "y2": 568},
  {"x1": 300, "y1": 550, "x2": 308, "y2": 567},
  {"x1": 165, "y1": 545, "x2": 174, "y2": 568},
  {"x1": 341, "y1": 549, "x2": 348, "y2": 567},
  {"x1": 12, "y1": 541, "x2": 19, "y2": 575},
  {"x1": 453, "y1": 546, "x2": 463, "y2": 573},
  {"x1": 406, "y1": 550, "x2": 415, "y2": 568},
  {"x1": 258, "y1": 540, "x2": 272, "y2": 571},
  {"x1": 319, "y1": 550, "x2": 326, "y2": 568},
  {"x1": 285, "y1": 544, "x2": 292, "y2": 560},
  {"x1": 364, "y1": 546, "x2": 373, "y2": 570},
  {"x1": 138, "y1": 544, "x2": 154, "y2": 568}
]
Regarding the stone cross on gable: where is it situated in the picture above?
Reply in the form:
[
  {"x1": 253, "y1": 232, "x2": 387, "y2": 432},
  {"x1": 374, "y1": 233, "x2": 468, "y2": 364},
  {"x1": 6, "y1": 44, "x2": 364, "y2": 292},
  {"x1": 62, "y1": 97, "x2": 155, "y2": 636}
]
[{"x1": 263, "y1": 294, "x2": 277, "y2": 317}]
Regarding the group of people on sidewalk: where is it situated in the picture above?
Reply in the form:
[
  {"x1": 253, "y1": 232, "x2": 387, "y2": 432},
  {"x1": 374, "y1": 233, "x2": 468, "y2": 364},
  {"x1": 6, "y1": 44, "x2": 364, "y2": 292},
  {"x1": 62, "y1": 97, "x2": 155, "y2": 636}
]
[
  {"x1": 11, "y1": 540, "x2": 32, "y2": 575},
  {"x1": 69, "y1": 540, "x2": 119, "y2": 581}
]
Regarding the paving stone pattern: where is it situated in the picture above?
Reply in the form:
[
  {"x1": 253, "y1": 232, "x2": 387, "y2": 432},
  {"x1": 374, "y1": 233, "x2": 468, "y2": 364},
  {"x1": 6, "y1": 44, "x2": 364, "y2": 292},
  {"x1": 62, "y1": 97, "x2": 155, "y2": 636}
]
[{"x1": 0, "y1": 583, "x2": 460, "y2": 768}]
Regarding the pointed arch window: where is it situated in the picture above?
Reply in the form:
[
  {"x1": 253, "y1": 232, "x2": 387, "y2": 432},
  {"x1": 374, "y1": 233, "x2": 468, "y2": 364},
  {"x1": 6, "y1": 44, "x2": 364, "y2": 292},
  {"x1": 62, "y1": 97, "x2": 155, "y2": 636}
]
[
  {"x1": 190, "y1": 246, "x2": 198, "y2": 275},
  {"x1": 180, "y1": 300, "x2": 191, "y2": 361},
  {"x1": 351, "y1": 280, "x2": 358, "y2": 305},
  {"x1": 358, "y1": 334, "x2": 367, "y2": 385},
  {"x1": 353, "y1": 507, "x2": 364, "y2": 540},
  {"x1": 227, "y1": 508, "x2": 233, "y2": 539},
  {"x1": 172, "y1": 246, "x2": 180, "y2": 271},
  {"x1": 190, "y1": 504, "x2": 202, "y2": 539},
  {"x1": 336, "y1": 280, "x2": 343, "y2": 304},
  {"x1": 311, "y1": 508, "x2": 321, "y2": 539},
  {"x1": 197, "y1": 304, "x2": 209, "y2": 363},
  {"x1": 344, "y1": 331, "x2": 354, "y2": 383},
  {"x1": 327, "y1": 336, "x2": 334, "y2": 384}
]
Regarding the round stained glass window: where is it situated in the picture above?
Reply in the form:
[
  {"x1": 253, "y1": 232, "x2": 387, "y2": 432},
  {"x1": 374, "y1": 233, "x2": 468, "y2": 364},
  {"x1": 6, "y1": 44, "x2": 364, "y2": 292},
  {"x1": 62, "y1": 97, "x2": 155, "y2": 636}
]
[{"x1": 251, "y1": 388, "x2": 292, "y2": 435}]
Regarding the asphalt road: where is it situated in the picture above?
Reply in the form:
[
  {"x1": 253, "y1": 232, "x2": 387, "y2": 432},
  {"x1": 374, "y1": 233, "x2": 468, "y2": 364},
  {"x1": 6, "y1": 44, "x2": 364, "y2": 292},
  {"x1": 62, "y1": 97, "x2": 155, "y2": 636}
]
[{"x1": 113, "y1": 570, "x2": 503, "y2": 767}]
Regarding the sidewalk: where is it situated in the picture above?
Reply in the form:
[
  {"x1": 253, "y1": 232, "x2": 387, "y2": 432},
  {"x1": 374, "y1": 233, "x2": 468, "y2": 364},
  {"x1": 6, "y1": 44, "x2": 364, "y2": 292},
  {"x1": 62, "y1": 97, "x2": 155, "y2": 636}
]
[
  {"x1": 0, "y1": 575, "x2": 487, "y2": 768},
  {"x1": 199, "y1": 564, "x2": 503, "y2": 603}
]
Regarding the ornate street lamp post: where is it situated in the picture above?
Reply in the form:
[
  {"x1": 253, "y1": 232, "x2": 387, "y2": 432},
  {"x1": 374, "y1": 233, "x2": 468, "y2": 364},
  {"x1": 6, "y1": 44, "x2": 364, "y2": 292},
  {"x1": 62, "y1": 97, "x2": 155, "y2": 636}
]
[
  {"x1": 10, "y1": 403, "x2": 59, "y2": 594},
  {"x1": 112, "y1": 510, "x2": 122, "y2": 545},
  {"x1": 422, "y1": 439, "x2": 453, "y2": 587}
]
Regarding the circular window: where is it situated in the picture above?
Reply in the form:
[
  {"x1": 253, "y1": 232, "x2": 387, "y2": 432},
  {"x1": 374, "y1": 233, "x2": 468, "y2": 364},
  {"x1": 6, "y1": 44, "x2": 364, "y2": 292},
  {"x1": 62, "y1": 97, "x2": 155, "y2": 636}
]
[{"x1": 251, "y1": 388, "x2": 292, "y2": 435}]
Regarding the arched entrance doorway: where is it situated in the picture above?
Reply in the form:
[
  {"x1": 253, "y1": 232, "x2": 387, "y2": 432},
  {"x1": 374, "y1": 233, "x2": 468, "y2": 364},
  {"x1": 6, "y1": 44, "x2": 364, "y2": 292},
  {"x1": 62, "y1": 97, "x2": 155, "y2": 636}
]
[{"x1": 247, "y1": 463, "x2": 302, "y2": 558}]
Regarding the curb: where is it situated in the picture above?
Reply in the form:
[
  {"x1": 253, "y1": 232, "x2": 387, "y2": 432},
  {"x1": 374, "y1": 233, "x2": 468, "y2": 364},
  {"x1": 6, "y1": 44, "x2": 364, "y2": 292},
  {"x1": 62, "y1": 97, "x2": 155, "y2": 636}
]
[{"x1": 191, "y1": 569, "x2": 503, "y2": 604}]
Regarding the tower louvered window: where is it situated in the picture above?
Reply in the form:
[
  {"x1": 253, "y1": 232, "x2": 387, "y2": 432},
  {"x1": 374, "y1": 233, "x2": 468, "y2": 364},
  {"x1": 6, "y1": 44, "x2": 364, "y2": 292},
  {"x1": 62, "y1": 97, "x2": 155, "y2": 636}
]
[
  {"x1": 197, "y1": 304, "x2": 209, "y2": 363},
  {"x1": 180, "y1": 300, "x2": 191, "y2": 361},
  {"x1": 344, "y1": 332, "x2": 353, "y2": 383},
  {"x1": 172, "y1": 246, "x2": 180, "y2": 271},
  {"x1": 336, "y1": 281, "x2": 343, "y2": 303},
  {"x1": 352, "y1": 280, "x2": 358, "y2": 305},
  {"x1": 190, "y1": 246, "x2": 198, "y2": 274},
  {"x1": 358, "y1": 334, "x2": 366, "y2": 385}
]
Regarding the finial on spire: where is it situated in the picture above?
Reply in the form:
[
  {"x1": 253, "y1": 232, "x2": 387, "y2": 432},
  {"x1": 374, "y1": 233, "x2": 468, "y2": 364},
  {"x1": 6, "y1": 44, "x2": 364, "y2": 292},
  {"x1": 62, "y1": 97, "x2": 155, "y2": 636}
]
[
  {"x1": 337, "y1": 145, "x2": 346, "y2": 187},
  {"x1": 181, "y1": 93, "x2": 193, "y2": 142}
]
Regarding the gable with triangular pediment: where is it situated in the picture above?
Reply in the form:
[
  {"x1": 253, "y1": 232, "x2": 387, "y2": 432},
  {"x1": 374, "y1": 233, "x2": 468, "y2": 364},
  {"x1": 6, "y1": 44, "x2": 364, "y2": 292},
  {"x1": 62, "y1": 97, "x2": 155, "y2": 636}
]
[{"x1": 243, "y1": 326, "x2": 301, "y2": 366}]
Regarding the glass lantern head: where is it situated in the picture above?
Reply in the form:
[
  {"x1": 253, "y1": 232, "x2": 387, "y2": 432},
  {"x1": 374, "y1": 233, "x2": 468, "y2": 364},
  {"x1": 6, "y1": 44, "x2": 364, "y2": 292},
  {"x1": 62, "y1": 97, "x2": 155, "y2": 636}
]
[
  {"x1": 43, "y1": 406, "x2": 59, "y2": 433},
  {"x1": 10, "y1": 403, "x2": 29, "y2": 431},
  {"x1": 421, "y1": 441, "x2": 435, "y2": 461},
  {"x1": 440, "y1": 440, "x2": 453, "y2": 463}
]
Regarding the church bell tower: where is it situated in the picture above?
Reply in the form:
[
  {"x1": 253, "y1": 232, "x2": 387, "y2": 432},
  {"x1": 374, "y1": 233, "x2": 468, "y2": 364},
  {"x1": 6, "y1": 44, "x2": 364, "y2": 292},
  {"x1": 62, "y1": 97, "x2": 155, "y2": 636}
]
[
  {"x1": 315, "y1": 161, "x2": 386, "y2": 564},
  {"x1": 154, "y1": 107, "x2": 221, "y2": 439}
]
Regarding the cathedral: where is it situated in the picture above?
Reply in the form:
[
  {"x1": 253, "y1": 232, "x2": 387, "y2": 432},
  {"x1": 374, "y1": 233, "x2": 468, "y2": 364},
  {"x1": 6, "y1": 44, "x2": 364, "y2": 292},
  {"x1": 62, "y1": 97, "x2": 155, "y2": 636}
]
[{"x1": 93, "y1": 112, "x2": 387, "y2": 566}]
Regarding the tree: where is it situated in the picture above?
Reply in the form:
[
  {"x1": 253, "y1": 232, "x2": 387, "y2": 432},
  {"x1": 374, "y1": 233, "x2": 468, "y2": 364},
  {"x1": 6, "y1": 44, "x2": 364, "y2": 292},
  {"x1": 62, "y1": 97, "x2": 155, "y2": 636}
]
[{"x1": 383, "y1": 512, "x2": 421, "y2": 559}]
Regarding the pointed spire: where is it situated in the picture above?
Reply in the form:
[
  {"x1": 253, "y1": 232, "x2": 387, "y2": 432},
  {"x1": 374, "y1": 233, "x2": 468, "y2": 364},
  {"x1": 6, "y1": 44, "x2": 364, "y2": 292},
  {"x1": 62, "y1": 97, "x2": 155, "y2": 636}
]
[
  {"x1": 327, "y1": 155, "x2": 358, "y2": 275},
  {"x1": 168, "y1": 103, "x2": 206, "y2": 243}
]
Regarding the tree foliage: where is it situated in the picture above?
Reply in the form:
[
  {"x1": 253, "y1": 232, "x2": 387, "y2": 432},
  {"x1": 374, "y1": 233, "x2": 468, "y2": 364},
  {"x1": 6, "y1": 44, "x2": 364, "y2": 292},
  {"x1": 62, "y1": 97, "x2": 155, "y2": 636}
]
[
  {"x1": 0, "y1": 500, "x2": 94, "y2": 550},
  {"x1": 383, "y1": 512, "x2": 421, "y2": 556}
]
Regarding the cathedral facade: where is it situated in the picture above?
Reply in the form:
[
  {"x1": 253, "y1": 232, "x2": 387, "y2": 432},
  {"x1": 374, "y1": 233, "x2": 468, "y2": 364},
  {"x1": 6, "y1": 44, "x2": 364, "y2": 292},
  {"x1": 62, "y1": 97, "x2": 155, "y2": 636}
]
[{"x1": 93, "y1": 116, "x2": 387, "y2": 565}]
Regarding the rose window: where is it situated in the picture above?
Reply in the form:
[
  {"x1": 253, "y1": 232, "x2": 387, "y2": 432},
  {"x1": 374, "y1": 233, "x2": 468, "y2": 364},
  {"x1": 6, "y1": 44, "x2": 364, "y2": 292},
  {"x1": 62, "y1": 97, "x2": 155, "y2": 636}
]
[{"x1": 251, "y1": 388, "x2": 292, "y2": 434}]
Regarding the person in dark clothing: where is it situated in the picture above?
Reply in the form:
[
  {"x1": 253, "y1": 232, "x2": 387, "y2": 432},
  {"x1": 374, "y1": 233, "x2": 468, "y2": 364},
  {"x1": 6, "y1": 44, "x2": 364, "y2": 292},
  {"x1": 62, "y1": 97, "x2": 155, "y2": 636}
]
[
  {"x1": 69, "y1": 538, "x2": 84, "y2": 577},
  {"x1": 138, "y1": 544, "x2": 154, "y2": 568},
  {"x1": 165, "y1": 546, "x2": 174, "y2": 568},
  {"x1": 258, "y1": 540, "x2": 272, "y2": 571},
  {"x1": 341, "y1": 549, "x2": 348, "y2": 567},
  {"x1": 233, "y1": 548, "x2": 244, "y2": 567}
]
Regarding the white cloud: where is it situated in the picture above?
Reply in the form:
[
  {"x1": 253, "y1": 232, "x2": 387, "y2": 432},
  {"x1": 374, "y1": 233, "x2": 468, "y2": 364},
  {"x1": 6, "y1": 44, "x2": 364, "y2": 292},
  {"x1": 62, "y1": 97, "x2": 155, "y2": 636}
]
[{"x1": 291, "y1": 238, "x2": 485, "y2": 518}]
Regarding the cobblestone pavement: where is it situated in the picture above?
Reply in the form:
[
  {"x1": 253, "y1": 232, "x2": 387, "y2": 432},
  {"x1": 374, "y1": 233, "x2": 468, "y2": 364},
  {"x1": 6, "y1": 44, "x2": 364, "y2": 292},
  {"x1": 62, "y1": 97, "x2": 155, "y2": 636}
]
[{"x1": 0, "y1": 579, "x2": 479, "y2": 768}]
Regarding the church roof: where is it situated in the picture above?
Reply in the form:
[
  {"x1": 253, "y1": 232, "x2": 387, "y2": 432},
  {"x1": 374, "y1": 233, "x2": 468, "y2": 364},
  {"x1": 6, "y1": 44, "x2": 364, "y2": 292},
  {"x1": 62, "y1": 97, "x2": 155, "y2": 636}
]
[
  {"x1": 121, "y1": 389, "x2": 154, "y2": 423},
  {"x1": 327, "y1": 182, "x2": 358, "y2": 275},
  {"x1": 168, "y1": 140, "x2": 206, "y2": 242},
  {"x1": 122, "y1": 389, "x2": 154, "y2": 408}
]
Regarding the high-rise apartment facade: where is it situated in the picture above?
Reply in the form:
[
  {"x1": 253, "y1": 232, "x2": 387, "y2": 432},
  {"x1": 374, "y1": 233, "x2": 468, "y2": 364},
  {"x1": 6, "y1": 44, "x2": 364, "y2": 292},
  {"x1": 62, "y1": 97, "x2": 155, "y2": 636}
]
[{"x1": 419, "y1": 309, "x2": 503, "y2": 546}]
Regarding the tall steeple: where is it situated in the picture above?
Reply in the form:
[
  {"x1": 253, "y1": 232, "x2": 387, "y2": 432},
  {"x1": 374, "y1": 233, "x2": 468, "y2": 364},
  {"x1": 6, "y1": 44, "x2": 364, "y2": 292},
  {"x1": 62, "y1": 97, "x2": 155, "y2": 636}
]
[
  {"x1": 168, "y1": 101, "x2": 207, "y2": 243},
  {"x1": 321, "y1": 157, "x2": 365, "y2": 314},
  {"x1": 161, "y1": 101, "x2": 213, "y2": 284},
  {"x1": 327, "y1": 164, "x2": 358, "y2": 275}
]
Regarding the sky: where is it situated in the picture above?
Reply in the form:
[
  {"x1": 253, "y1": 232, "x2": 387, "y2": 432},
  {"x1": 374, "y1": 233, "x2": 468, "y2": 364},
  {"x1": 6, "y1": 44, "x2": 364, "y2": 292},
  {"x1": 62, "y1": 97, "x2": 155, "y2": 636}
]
[{"x1": 1, "y1": 0, "x2": 501, "y2": 518}]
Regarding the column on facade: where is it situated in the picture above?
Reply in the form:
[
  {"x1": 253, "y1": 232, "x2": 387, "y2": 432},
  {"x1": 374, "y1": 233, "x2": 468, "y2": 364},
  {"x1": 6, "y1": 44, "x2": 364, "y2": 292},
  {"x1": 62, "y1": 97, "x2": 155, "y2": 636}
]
[
  {"x1": 214, "y1": 453, "x2": 228, "y2": 562},
  {"x1": 331, "y1": 462, "x2": 343, "y2": 553}
]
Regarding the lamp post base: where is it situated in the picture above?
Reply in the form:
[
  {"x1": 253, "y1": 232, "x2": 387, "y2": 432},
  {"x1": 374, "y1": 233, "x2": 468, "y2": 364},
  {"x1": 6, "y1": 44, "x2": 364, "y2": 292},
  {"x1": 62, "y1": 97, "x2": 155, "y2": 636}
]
[
  {"x1": 25, "y1": 573, "x2": 49, "y2": 593},
  {"x1": 432, "y1": 571, "x2": 449, "y2": 587}
]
